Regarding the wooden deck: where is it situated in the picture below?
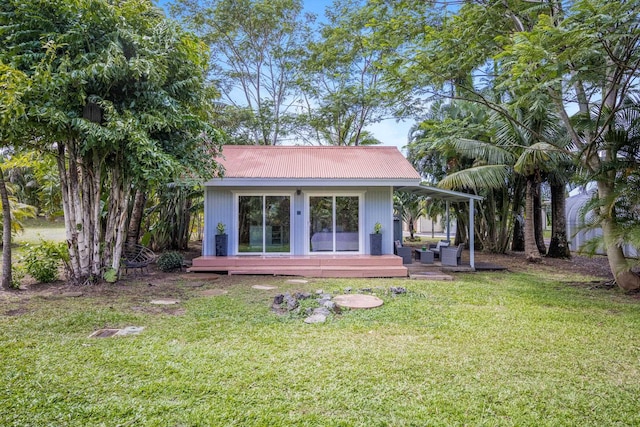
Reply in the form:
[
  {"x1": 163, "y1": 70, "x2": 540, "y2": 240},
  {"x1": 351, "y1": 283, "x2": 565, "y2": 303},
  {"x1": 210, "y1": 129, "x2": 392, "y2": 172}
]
[{"x1": 188, "y1": 255, "x2": 408, "y2": 278}]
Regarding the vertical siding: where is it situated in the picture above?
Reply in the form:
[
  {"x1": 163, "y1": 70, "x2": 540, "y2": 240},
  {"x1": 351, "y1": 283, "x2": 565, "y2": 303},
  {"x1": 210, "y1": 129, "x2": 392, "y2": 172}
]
[
  {"x1": 293, "y1": 192, "x2": 305, "y2": 255},
  {"x1": 364, "y1": 187, "x2": 394, "y2": 255},
  {"x1": 204, "y1": 185, "x2": 395, "y2": 256},
  {"x1": 204, "y1": 188, "x2": 234, "y2": 256}
]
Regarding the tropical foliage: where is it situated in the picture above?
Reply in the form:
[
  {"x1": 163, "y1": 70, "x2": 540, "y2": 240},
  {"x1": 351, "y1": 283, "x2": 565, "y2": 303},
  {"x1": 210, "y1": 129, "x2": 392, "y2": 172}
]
[{"x1": 0, "y1": 0, "x2": 222, "y2": 284}]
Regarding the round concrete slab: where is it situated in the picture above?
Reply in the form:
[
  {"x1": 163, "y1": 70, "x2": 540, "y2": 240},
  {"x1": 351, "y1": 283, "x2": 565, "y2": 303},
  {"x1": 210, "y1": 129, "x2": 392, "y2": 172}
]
[{"x1": 333, "y1": 294, "x2": 384, "y2": 309}]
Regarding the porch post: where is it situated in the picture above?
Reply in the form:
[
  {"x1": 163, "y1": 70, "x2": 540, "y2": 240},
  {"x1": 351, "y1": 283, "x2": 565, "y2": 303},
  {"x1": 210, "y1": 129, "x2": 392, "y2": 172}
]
[
  {"x1": 446, "y1": 201, "x2": 450, "y2": 241},
  {"x1": 469, "y1": 198, "x2": 475, "y2": 270}
]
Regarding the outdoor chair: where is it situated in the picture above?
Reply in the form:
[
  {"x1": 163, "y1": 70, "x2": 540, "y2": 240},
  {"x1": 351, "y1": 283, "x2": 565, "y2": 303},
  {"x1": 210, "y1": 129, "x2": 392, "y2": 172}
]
[
  {"x1": 428, "y1": 239, "x2": 450, "y2": 259},
  {"x1": 441, "y1": 244, "x2": 464, "y2": 266},
  {"x1": 122, "y1": 244, "x2": 156, "y2": 275},
  {"x1": 394, "y1": 240, "x2": 413, "y2": 264}
]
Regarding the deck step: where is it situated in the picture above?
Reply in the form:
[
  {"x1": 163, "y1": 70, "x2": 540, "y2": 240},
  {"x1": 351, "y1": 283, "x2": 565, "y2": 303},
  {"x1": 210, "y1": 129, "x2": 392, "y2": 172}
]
[{"x1": 187, "y1": 264, "x2": 407, "y2": 278}]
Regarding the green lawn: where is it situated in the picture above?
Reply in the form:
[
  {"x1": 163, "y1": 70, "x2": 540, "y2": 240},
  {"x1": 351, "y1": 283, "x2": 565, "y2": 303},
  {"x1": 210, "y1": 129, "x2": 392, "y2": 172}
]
[
  {"x1": 14, "y1": 217, "x2": 66, "y2": 245},
  {"x1": 1, "y1": 270, "x2": 639, "y2": 426}
]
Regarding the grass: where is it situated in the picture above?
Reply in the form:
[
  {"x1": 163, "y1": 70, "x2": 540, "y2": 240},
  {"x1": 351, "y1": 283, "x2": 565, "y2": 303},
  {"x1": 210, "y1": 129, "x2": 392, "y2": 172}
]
[
  {"x1": 1, "y1": 269, "x2": 639, "y2": 426},
  {"x1": 14, "y1": 217, "x2": 66, "y2": 245}
]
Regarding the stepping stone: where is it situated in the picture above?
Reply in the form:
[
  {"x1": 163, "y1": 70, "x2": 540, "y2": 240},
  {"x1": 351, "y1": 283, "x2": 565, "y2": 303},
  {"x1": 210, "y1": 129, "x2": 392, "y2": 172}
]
[
  {"x1": 333, "y1": 294, "x2": 384, "y2": 309},
  {"x1": 183, "y1": 282, "x2": 205, "y2": 288},
  {"x1": 200, "y1": 289, "x2": 228, "y2": 297},
  {"x1": 116, "y1": 326, "x2": 145, "y2": 336},
  {"x1": 286, "y1": 279, "x2": 308, "y2": 284},
  {"x1": 89, "y1": 328, "x2": 120, "y2": 338},
  {"x1": 61, "y1": 292, "x2": 84, "y2": 298},
  {"x1": 150, "y1": 299, "x2": 180, "y2": 305},
  {"x1": 252, "y1": 285, "x2": 277, "y2": 290}
]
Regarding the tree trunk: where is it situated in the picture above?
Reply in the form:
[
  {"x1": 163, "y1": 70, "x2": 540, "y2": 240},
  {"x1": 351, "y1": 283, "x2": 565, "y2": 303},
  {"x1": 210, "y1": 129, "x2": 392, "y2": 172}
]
[
  {"x1": 126, "y1": 188, "x2": 146, "y2": 247},
  {"x1": 547, "y1": 181, "x2": 570, "y2": 258},
  {"x1": 525, "y1": 177, "x2": 541, "y2": 262},
  {"x1": 598, "y1": 180, "x2": 640, "y2": 291},
  {"x1": 533, "y1": 182, "x2": 546, "y2": 254},
  {"x1": 511, "y1": 214, "x2": 525, "y2": 251},
  {"x1": 0, "y1": 169, "x2": 13, "y2": 290},
  {"x1": 511, "y1": 178, "x2": 525, "y2": 251}
]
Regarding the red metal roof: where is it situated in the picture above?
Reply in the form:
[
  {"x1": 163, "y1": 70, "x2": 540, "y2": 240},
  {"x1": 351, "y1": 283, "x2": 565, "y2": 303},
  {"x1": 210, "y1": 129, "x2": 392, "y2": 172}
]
[{"x1": 218, "y1": 145, "x2": 421, "y2": 180}]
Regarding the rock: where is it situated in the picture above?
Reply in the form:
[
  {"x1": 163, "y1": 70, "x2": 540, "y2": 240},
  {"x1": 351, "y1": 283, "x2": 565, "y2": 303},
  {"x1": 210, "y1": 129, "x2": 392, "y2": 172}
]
[
  {"x1": 284, "y1": 293, "x2": 299, "y2": 311},
  {"x1": 273, "y1": 294, "x2": 285, "y2": 305},
  {"x1": 344, "y1": 287, "x2": 352, "y2": 293},
  {"x1": 295, "y1": 292, "x2": 312, "y2": 300},
  {"x1": 390, "y1": 286, "x2": 407, "y2": 295},
  {"x1": 322, "y1": 300, "x2": 337, "y2": 311},
  {"x1": 316, "y1": 289, "x2": 324, "y2": 295},
  {"x1": 305, "y1": 307, "x2": 314, "y2": 316},
  {"x1": 313, "y1": 307, "x2": 331, "y2": 316},
  {"x1": 359, "y1": 288, "x2": 372, "y2": 293},
  {"x1": 304, "y1": 314, "x2": 327, "y2": 324}
]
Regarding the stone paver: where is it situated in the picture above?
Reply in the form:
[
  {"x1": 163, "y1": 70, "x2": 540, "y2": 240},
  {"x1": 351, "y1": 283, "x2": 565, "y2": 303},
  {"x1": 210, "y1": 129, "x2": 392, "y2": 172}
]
[
  {"x1": 333, "y1": 294, "x2": 384, "y2": 309},
  {"x1": 150, "y1": 299, "x2": 180, "y2": 305}
]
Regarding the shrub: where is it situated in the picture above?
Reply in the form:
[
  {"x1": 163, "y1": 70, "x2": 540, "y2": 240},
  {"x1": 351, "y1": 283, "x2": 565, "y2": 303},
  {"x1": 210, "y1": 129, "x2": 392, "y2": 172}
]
[
  {"x1": 22, "y1": 240, "x2": 69, "y2": 283},
  {"x1": 157, "y1": 251, "x2": 184, "y2": 272}
]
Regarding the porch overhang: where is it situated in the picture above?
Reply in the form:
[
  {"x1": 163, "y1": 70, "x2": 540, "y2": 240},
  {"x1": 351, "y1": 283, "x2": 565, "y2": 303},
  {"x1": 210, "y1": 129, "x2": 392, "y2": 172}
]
[{"x1": 396, "y1": 184, "x2": 483, "y2": 270}]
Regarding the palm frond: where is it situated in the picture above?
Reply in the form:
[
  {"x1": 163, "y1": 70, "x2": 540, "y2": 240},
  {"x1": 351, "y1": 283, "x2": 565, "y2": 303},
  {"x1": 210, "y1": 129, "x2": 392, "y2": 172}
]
[
  {"x1": 449, "y1": 138, "x2": 517, "y2": 164},
  {"x1": 438, "y1": 165, "x2": 511, "y2": 191}
]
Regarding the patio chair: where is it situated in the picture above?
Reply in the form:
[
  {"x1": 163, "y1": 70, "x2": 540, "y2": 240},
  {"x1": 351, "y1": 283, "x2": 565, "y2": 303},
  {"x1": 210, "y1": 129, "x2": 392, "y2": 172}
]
[
  {"x1": 122, "y1": 244, "x2": 156, "y2": 275},
  {"x1": 441, "y1": 244, "x2": 464, "y2": 266},
  {"x1": 428, "y1": 239, "x2": 450, "y2": 259},
  {"x1": 394, "y1": 240, "x2": 413, "y2": 265}
]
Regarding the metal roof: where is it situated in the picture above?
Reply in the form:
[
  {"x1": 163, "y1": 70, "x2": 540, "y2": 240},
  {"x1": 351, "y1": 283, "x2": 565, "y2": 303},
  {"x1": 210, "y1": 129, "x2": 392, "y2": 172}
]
[
  {"x1": 214, "y1": 145, "x2": 421, "y2": 180},
  {"x1": 396, "y1": 184, "x2": 484, "y2": 203}
]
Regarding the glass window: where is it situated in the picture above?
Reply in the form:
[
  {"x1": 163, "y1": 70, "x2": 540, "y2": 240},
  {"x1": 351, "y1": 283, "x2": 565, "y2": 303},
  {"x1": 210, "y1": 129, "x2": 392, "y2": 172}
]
[{"x1": 238, "y1": 195, "x2": 290, "y2": 253}]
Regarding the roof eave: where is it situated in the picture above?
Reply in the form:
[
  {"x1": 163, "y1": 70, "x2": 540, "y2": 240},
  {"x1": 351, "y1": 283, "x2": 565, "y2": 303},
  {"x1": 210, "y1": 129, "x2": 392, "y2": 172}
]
[{"x1": 205, "y1": 177, "x2": 422, "y2": 187}]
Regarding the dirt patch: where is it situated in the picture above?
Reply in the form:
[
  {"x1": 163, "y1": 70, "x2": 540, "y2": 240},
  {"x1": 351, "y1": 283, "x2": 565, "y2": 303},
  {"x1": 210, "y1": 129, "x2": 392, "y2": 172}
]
[{"x1": 473, "y1": 251, "x2": 614, "y2": 280}]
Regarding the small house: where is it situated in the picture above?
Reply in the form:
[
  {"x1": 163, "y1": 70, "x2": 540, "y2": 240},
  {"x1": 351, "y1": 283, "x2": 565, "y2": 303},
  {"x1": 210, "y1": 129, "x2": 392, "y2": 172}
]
[{"x1": 190, "y1": 145, "x2": 481, "y2": 277}]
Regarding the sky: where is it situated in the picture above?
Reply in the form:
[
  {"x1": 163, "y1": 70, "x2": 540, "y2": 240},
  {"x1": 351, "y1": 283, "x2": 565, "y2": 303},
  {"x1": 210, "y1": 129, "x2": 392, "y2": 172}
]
[{"x1": 158, "y1": 0, "x2": 415, "y2": 153}]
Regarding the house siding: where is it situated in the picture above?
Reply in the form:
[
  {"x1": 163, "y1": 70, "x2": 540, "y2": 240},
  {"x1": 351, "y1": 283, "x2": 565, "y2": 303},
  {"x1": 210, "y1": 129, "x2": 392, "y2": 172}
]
[
  {"x1": 364, "y1": 187, "x2": 394, "y2": 255},
  {"x1": 204, "y1": 186, "x2": 395, "y2": 256},
  {"x1": 204, "y1": 188, "x2": 234, "y2": 256}
]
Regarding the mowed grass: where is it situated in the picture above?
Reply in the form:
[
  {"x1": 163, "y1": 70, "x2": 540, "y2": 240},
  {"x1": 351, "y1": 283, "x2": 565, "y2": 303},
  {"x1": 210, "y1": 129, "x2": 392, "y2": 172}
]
[
  {"x1": 1, "y1": 269, "x2": 639, "y2": 426},
  {"x1": 14, "y1": 217, "x2": 67, "y2": 245}
]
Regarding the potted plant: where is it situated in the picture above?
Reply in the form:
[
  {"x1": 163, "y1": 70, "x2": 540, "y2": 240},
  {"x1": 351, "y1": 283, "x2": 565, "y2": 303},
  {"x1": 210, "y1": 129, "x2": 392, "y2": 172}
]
[
  {"x1": 370, "y1": 222, "x2": 382, "y2": 256},
  {"x1": 215, "y1": 222, "x2": 228, "y2": 256}
]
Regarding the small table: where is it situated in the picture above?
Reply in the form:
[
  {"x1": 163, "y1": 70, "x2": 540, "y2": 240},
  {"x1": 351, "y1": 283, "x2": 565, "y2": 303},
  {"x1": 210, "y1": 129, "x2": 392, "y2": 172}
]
[{"x1": 414, "y1": 249, "x2": 434, "y2": 264}]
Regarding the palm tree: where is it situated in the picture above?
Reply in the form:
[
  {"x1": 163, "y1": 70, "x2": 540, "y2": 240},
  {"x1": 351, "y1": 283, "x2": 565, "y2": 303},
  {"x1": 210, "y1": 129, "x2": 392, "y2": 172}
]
[{"x1": 437, "y1": 102, "x2": 571, "y2": 262}]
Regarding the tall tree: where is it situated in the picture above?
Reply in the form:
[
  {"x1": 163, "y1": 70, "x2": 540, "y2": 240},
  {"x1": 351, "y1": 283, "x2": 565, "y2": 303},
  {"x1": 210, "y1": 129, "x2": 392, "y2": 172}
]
[
  {"x1": 295, "y1": 0, "x2": 390, "y2": 146},
  {"x1": 372, "y1": 0, "x2": 640, "y2": 289},
  {"x1": 0, "y1": 63, "x2": 28, "y2": 289},
  {"x1": 1, "y1": 0, "x2": 221, "y2": 283},
  {"x1": 172, "y1": 0, "x2": 309, "y2": 145}
]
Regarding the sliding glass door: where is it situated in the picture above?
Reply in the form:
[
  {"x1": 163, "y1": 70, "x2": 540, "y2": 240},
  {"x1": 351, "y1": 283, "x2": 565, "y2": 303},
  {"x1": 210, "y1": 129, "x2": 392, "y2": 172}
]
[
  {"x1": 309, "y1": 195, "x2": 360, "y2": 253},
  {"x1": 238, "y1": 195, "x2": 291, "y2": 254}
]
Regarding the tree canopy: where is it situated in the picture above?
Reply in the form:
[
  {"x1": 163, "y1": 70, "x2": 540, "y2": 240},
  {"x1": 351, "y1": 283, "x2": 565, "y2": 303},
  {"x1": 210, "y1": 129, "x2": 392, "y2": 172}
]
[{"x1": 0, "y1": 0, "x2": 222, "y2": 283}]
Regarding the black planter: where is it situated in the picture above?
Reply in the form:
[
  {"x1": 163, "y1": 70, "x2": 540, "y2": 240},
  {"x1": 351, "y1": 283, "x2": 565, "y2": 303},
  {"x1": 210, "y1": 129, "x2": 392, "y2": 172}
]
[
  {"x1": 215, "y1": 234, "x2": 228, "y2": 256},
  {"x1": 370, "y1": 233, "x2": 382, "y2": 256}
]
